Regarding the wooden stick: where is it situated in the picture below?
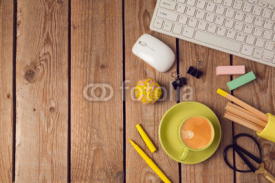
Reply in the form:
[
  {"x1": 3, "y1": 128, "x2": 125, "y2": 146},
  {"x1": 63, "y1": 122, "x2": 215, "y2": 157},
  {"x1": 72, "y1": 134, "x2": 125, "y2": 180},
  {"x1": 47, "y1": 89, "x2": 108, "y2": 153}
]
[
  {"x1": 224, "y1": 112, "x2": 264, "y2": 132},
  {"x1": 226, "y1": 102, "x2": 260, "y2": 119},
  {"x1": 217, "y1": 89, "x2": 268, "y2": 122},
  {"x1": 225, "y1": 104, "x2": 267, "y2": 128}
]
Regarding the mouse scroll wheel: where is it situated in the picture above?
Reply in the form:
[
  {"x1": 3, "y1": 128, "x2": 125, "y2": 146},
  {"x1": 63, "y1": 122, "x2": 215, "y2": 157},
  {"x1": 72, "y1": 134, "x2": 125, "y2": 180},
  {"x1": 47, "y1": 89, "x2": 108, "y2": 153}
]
[{"x1": 139, "y1": 41, "x2": 147, "y2": 47}]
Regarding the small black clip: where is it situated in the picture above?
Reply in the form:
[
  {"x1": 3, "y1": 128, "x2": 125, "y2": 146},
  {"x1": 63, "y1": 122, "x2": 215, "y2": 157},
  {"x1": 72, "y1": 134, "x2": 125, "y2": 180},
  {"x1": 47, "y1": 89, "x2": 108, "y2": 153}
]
[
  {"x1": 187, "y1": 61, "x2": 203, "y2": 79},
  {"x1": 171, "y1": 72, "x2": 187, "y2": 90}
]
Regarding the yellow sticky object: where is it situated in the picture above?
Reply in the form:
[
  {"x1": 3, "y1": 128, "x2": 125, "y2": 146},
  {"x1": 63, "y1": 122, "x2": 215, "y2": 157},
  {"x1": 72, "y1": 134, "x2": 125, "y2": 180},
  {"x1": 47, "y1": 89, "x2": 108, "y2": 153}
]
[
  {"x1": 129, "y1": 140, "x2": 171, "y2": 183},
  {"x1": 135, "y1": 79, "x2": 162, "y2": 104},
  {"x1": 217, "y1": 88, "x2": 228, "y2": 97},
  {"x1": 136, "y1": 124, "x2": 157, "y2": 153},
  {"x1": 257, "y1": 113, "x2": 275, "y2": 143}
]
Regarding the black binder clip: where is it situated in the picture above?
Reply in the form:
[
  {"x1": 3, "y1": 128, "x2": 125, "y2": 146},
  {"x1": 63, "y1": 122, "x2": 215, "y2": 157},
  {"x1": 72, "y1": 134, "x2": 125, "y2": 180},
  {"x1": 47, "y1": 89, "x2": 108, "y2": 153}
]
[
  {"x1": 187, "y1": 61, "x2": 203, "y2": 79},
  {"x1": 171, "y1": 72, "x2": 187, "y2": 90}
]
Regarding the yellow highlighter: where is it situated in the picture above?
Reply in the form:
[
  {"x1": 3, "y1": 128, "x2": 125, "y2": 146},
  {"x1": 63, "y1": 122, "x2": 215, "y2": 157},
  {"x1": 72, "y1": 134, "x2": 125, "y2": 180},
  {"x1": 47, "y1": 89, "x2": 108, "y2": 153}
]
[
  {"x1": 136, "y1": 124, "x2": 157, "y2": 153},
  {"x1": 129, "y1": 139, "x2": 171, "y2": 183}
]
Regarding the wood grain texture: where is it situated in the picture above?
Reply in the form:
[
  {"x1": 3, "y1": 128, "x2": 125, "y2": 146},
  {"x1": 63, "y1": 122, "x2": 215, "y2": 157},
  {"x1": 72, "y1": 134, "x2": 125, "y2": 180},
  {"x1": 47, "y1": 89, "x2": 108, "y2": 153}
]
[
  {"x1": 15, "y1": 0, "x2": 68, "y2": 182},
  {"x1": 0, "y1": 0, "x2": 14, "y2": 182},
  {"x1": 178, "y1": 41, "x2": 234, "y2": 182},
  {"x1": 71, "y1": 0, "x2": 123, "y2": 182},
  {"x1": 125, "y1": 0, "x2": 179, "y2": 182},
  {"x1": 233, "y1": 57, "x2": 275, "y2": 183}
]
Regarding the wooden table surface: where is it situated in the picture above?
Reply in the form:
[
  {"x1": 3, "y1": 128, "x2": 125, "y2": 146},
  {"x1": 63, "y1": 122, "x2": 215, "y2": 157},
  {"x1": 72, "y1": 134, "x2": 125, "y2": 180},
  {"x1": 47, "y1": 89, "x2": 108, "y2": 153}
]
[{"x1": 1, "y1": 0, "x2": 275, "y2": 182}]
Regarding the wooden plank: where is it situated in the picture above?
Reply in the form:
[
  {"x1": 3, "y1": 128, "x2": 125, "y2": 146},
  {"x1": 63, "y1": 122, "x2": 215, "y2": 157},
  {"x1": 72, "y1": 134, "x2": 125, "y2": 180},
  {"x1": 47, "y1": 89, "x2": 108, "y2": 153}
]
[
  {"x1": 125, "y1": 0, "x2": 179, "y2": 182},
  {"x1": 0, "y1": 0, "x2": 14, "y2": 182},
  {"x1": 178, "y1": 41, "x2": 234, "y2": 182},
  {"x1": 233, "y1": 57, "x2": 275, "y2": 183},
  {"x1": 71, "y1": 0, "x2": 123, "y2": 182},
  {"x1": 15, "y1": 0, "x2": 68, "y2": 182}
]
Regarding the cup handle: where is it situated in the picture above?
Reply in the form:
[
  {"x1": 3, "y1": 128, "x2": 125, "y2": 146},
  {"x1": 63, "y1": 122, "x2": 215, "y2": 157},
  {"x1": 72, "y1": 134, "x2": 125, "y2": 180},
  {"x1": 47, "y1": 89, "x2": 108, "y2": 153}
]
[{"x1": 179, "y1": 147, "x2": 190, "y2": 160}]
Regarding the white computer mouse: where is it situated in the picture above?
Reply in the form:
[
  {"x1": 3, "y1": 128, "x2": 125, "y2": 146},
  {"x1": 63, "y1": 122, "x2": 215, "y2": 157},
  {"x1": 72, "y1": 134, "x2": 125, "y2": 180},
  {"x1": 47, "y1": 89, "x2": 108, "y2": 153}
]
[{"x1": 132, "y1": 34, "x2": 175, "y2": 72}]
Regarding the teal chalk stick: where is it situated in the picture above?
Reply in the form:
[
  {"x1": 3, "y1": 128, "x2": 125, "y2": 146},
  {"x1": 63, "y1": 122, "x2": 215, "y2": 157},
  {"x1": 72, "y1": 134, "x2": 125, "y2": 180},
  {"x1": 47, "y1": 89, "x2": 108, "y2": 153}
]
[{"x1": 227, "y1": 71, "x2": 256, "y2": 90}]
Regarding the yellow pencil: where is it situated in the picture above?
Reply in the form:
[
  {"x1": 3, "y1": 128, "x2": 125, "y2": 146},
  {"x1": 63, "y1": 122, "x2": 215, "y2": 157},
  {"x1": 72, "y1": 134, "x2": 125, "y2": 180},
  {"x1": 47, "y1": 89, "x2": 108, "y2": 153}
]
[
  {"x1": 129, "y1": 139, "x2": 171, "y2": 183},
  {"x1": 136, "y1": 124, "x2": 157, "y2": 153}
]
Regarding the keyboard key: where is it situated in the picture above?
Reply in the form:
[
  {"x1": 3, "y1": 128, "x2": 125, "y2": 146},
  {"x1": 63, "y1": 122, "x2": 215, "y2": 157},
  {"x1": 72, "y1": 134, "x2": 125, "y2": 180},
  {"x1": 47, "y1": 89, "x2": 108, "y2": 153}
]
[
  {"x1": 206, "y1": 12, "x2": 215, "y2": 22},
  {"x1": 206, "y1": 2, "x2": 216, "y2": 12},
  {"x1": 197, "y1": 0, "x2": 206, "y2": 9},
  {"x1": 265, "y1": 42, "x2": 274, "y2": 51},
  {"x1": 252, "y1": 6, "x2": 262, "y2": 15},
  {"x1": 178, "y1": 15, "x2": 188, "y2": 24},
  {"x1": 244, "y1": 14, "x2": 254, "y2": 23},
  {"x1": 215, "y1": 16, "x2": 224, "y2": 25},
  {"x1": 253, "y1": 27, "x2": 263, "y2": 37},
  {"x1": 263, "y1": 50, "x2": 274, "y2": 58},
  {"x1": 182, "y1": 27, "x2": 195, "y2": 38},
  {"x1": 258, "y1": 1, "x2": 267, "y2": 7},
  {"x1": 244, "y1": 24, "x2": 253, "y2": 33},
  {"x1": 235, "y1": 11, "x2": 244, "y2": 20},
  {"x1": 196, "y1": 10, "x2": 206, "y2": 19},
  {"x1": 160, "y1": 0, "x2": 177, "y2": 10},
  {"x1": 217, "y1": 26, "x2": 227, "y2": 36},
  {"x1": 223, "y1": 0, "x2": 233, "y2": 7},
  {"x1": 243, "y1": 3, "x2": 253, "y2": 12},
  {"x1": 234, "y1": 21, "x2": 244, "y2": 31},
  {"x1": 177, "y1": 4, "x2": 186, "y2": 13},
  {"x1": 154, "y1": 18, "x2": 164, "y2": 28},
  {"x1": 188, "y1": 17, "x2": 198, "y2": 27},
  {"x1": 225, "y1": 8, "x2": 235, "y2": 18},
  {"x1": 262, "y1": 9, "x2": 272, "y2": 18},
  {"x1": 195, "y1": 31, "x2": 242, "y2": 52},
  {"x1": 186, "y1": 7, "x2": 196, "y2": 16},
  {"x1": 216, "y1": 5, "x2": 225, "y2": 15},
  {"x1": 207, "y1": 23, "x2": 217, "y2": 33},
  {"x1": 157, "y1": 9, "x2": 178, "y2": 21},
  {"x1": 177, "y1": 0, "x2": 186, "y2": 3},
  {"x1": 241, "y1": 45, "x2": 254, "y2": 55},
  {"x1": 187, "y1": 0, "x2": 196, "y2": 6},
  {"x1": 173, "y1": 24, "x2": 183, "y2": 34},
  {"x1": 226, "y1": 29, "x2": 236, "y2": 39},
  {"x1": 198, "y1": 21, "x2": 208, "y2": 30},
  {"x1": 233, "y1": 1, "x2": 243, "y2": 9},
  {"x1": 163, "y1": 21, "x2": 173, "y2": 31},
  {"x1": 273, "y1": 35, "x2": 275, "y2": 42},
  {"x1": 236, "y1": 32, "x2": 245, "y2": 42},
  {"x1": 246, "y1": 35, "x2": 255, "y2": 44},
  {"x1": 254, "y1": 17, "x2": 264, "y2": 26},
  {"x1": 225, "y1": 19, "x2": 234, "y2": 28},
  {"x1": 264, "y1": 20, "x2": 273, "y2": 29},
  {"x1": 263, "y1": 56, "x2": 272, "y2": 62},
  {"x1": 253, "y1": 49, "x2": 263, "y2": 59},
  {"x1": 263, "y1": 31, "x2": 272, "y2": 39},
  {"x1": 255, "y1": 38, "x2": 265, "y2": 47}
]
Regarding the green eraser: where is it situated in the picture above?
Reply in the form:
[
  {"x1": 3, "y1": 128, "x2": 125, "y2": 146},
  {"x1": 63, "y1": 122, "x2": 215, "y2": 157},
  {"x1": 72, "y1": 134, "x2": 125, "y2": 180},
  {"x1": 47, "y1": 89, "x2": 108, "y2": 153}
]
[{"x1": 227, "y1": 71, "x2": 256, "y2": 90}]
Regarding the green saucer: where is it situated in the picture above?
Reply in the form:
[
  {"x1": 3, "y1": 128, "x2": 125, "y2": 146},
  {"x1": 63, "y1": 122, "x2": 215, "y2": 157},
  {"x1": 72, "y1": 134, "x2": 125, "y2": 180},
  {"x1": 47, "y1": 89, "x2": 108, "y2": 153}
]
[{"x1": 159, "y1": 102, "x2": 221, "y2": 164}]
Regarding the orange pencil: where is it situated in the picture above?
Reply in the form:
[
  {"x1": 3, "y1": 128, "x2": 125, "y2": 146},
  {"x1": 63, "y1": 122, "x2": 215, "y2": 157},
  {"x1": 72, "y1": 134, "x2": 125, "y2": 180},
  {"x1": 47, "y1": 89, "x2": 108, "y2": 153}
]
[
  {"x1": 217, "y1": 89, "x2": 268, "y2": 122},
  {"x1": 224, "y1": 112, "x2": 264, "y2": 132}
]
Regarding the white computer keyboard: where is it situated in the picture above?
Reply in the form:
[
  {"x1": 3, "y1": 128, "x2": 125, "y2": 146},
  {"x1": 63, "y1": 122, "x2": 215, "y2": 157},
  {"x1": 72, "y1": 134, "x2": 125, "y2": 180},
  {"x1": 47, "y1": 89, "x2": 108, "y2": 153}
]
[{"x1": 150, "y1": 0, "x2": 275, "y2": 67}]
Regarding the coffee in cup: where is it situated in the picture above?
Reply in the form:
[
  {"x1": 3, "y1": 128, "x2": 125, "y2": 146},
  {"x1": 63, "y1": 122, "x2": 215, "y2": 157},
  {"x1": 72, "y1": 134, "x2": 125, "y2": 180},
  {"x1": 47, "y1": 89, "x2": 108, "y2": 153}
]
[
  {"x1": 179, "y1": 115, "x2": 215, "y2": 160},
  {"x1": 180, "y1": 116, "x2": 214, "y2": 149}
]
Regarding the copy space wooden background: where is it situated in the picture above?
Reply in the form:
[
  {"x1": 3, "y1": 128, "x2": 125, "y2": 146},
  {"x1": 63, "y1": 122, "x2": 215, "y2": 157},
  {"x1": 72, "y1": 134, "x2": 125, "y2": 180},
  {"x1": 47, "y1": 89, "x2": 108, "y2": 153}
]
[{"x1": 0, "y1": 0, "x2": 275, "y2": 182}]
